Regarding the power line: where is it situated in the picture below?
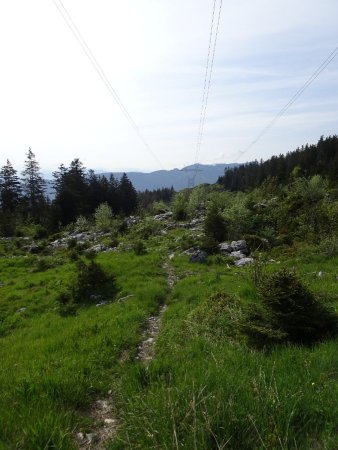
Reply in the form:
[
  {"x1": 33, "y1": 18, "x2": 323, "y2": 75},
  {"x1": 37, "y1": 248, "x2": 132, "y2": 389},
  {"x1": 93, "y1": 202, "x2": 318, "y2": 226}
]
[
  {"x1": 52, "y1": 0, "x2": 163, "y2": 169},
  {"x1": 196, "y1": 0, "x2": 216, "y2": 163},
  {"x1": 235, "y1": 45, "x2": 338, "y2": 162},
  {"x1": 191, "y1": 0, "x2": 223, "y2": 187}
]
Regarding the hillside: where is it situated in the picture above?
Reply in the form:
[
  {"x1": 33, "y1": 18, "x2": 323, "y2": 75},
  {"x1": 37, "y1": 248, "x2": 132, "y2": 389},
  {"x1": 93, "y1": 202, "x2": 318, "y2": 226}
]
[
  {"x1": 103, "y1": 163, "x2": 238, "y2": 191},
  {"x1": 1, "y1": 142, "x2": 338, "y2": 448}
]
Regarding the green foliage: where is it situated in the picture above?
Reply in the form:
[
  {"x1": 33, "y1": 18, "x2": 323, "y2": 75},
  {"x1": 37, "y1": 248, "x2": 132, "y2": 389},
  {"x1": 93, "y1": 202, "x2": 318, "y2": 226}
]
[
  {"x1": 74, "y1": 215, "x2": 90, "y2": 232},
  {"x1": 171, "y1": 191, "x2": 189, "y2": 220},
  {"x1": 186, "y1": 185, "x2": 207, "y2": 217},
  {"x1": 198, "y1": 234, "x2": 219, "y2": 254},
  {"x1": 72, "y1": 259, "x2": 115, "y2": 303},
  {"x1": 243, "y1": 234, "x2": 270, "y2": 252},
  {"x1": 151, "y1": 200, "x2": 168, "y2": 214},
  {"x1": 132, "y1": 240, "x2": 147, "y2": 256},
  {"x1": 130, "y1": 217, "x2": 163, "y2": 240},
  {"x1": 188, "y1": 292, "x2": 242, "y2": 340},
  {"x1": 56, "y1": 258, "x2": 116, "y2": 316},
  {"x1": 319, "y1": 235, "x2": 338, "y2": 257},
  {"x1": 243, "y1": 269, "x2": 338, "y2": 348},
  {"x1": 94, "y1": 202, "x2": 113, "y2": 231},
  {"x1": 203, "y1": 203, "x2": 227, "y2": 242}
]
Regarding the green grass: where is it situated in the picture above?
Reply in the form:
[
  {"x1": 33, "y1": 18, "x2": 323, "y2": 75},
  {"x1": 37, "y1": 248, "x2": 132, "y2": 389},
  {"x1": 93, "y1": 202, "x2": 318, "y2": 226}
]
[
  {"x1": 110, "y1": 246, "x2": 338, "y2": 450},
  {"x1": 0, "y1": 232, "x2": 337, "y2": 449},
  {"x1": 0, "y1": 251, "x2": 167, "y2": 449}
]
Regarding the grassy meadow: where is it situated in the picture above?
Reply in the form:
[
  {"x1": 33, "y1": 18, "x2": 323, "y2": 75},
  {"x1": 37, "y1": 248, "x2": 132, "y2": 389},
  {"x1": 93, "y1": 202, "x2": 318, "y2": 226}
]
[{"x1": 0, "y1": 225, "x2": 337, "y2": 449}]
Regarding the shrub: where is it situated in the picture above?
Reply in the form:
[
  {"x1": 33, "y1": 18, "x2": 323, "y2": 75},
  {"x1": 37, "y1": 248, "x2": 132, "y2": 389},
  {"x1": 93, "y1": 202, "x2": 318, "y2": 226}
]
[
  {"x1": 131, "y1": 218, "x2": 162, "y2": 240},
  {"x1": 72, "y1": 259, "x2": 115, "y2": 303},
  {"x1": 74, "y1": 215, "x2": 90, "y2": 232},
  {"x1": 188, "y1": 292, "x2": 242, "y2": 340},
  {"x1": 203, "y1": 203, "x2": 228, "y2": 242},
  {"x1": 243, "y1": 269, "x2": 338, "y2": 348},
  {"x1": 133, "y1": 240, "x2": 147, "y2": 255},
  {"x1": 198, "y1": 234, "x2": 219, "y2": 254},
  {"x1": 94, "y1": 203, "x2": 113, "y2": 231},
  {"x1": 243, "y1": 234, "x2": 270, "y2": 252},
  {"x1": 56, "y1": 291, "x2": 77, "y2": 316},
  {"x1": 172, "y1": 192, "x2": 188, "y2": 221},
  {"x1": 319, "y1": 235, "x2": 338, "y2": 257},
  {"x1": 56, "y1": 259, "x2": 116, "y2": 315}
]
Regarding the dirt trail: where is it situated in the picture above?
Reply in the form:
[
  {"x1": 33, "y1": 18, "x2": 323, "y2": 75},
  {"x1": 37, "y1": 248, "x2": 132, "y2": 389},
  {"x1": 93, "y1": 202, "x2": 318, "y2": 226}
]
[
  {"x1": 76, "y1": 259, "x2": 175, "y2": 448},
  {"x1": 76, "y1": 398, "x2": 118, "y2": 449},
  {"x1": 136, "y1": 260, "x2": 175, "y2": 363}
]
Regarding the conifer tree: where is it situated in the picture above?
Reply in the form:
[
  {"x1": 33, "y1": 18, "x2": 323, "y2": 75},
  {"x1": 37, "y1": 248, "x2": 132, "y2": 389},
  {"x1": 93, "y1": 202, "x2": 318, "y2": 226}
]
[
  {"x1": 53, "y1": 159, "x2": 88, "y2": 224},
  {"x1": 21, "y1": 148, "x2": 46, "y2": 214},
  {"x1": 0, "y1": 159, "x2": 21, "y2": 211},
  {"x1": 118, "y1": 173, "x2": 138, "y2": 215}
]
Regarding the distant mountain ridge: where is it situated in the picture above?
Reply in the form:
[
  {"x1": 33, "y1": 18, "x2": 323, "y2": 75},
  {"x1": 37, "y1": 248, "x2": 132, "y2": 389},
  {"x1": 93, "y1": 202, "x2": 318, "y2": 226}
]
[{"x1": 102, "y1": 163, "x2": 238, "y2": 191}]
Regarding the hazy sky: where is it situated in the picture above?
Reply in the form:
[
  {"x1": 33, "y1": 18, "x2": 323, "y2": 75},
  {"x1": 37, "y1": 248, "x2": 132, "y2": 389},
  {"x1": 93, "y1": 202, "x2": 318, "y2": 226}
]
[{"x1": 1, "y1": 0, "x2": 337, "y2": 173}]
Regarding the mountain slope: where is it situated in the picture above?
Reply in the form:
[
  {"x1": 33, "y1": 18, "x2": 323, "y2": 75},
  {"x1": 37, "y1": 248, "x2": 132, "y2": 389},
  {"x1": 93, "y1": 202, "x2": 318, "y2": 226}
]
[{"x1": 103, "y1": 163, "x2": 238, "y2": 191}]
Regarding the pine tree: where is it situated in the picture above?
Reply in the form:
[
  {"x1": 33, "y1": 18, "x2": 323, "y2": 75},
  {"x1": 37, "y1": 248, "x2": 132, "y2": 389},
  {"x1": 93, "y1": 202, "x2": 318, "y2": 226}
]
[
  {"x1": 0, "y1": 160, "x2": 21, "y2": 211},
  {"x1": 21, "y1": 148, "x2": 46, "y2": 214},
  {"x1": 52, "y1": 159, "x2": 88, "y2": 224},
  {"x1": 118, "y1": 173, "x2": 138, "y2": 215}
]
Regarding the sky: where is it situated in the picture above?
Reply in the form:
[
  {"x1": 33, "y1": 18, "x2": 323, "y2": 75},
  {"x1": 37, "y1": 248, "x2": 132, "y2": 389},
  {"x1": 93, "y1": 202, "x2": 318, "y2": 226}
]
[{"x1": 0, "y1": 0, "x2": 337, "y2": 174}]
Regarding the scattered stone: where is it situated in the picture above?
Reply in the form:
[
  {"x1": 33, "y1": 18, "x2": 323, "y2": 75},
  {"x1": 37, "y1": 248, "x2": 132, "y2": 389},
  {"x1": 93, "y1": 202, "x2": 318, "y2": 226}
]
[
  {"x1": 124, "y1": 215, "x2": 139, "y2": 228},
  {"x1": 189, "y1": 250, "x2": 207, "y2": 263},
  {"x1": 253, "y1": 202, "x2": 267, "y2": 209},
  {"x1": 137, "y1": 304, "x2": 168, "y2": 363},
  {"x1": 104, "y1": 418, "x2": 115, "y2": 425},
  {"x1": 96, "y1": 301, "x2": 109, "y2": 307},
  {"x1": 27, "y1": 243, "x2": 40, "y2": 254},
  {"x1": 18, "y1": 307, "x2": 26, "y2": 313},
  {"x1": 219, "y1": 242, "x2": 233, "y2": 253},
  {"x1": 183, "y1": 247, "x2": 197, "y2": 256},
  {"x1": 235, "y1": 257, "x2": 254, "y2": 267},
  {"x1": 231, "y1": 240, "x2": 249, "y2": 255},
  {"x1": 317, "y1": 271, "x2": 324, "y2": 278},
  {"x1": 77, "y1": 432, "x2": 85, "y2": 442},
  {"x1": 168, "y1": 253, "x2": 175, "y2": 260},
  {"x1": 117, "y1": 294, "x2": 134, "y2": 303},
  {"x1": 86, "y1": 433, "x2": 98, "y2": 445},
  {"x1": 154, "y1": 212, "x2": 173, "y2": 221},
  {"x1": 230, "y1": 251, "x2": 247, "y2": 260},
  {"x1": 87, "y1": 244, "x2": 110, "y2": 253}
]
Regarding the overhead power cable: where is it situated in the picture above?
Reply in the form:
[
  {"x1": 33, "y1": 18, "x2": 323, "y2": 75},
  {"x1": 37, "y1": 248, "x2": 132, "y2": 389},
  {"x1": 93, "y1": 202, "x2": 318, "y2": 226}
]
[
  {"x1": 235, "y1": 45, "x2": 338, "y2": 162},
  {"x1": 190, "y1": 0, "x2": 223, "y2": 187},
  {"x1": 52, "y1": 0, "x2": 163, "y2": 169}
]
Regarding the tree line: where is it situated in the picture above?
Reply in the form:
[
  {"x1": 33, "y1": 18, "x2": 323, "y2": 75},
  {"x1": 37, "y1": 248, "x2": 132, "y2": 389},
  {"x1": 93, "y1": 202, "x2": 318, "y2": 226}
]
[
  {"x1": 0, "y1": 148, "x2": 138, "y2": 235},
  {"x1": 218, "y1": 135, "x2": 338, "y2": 191}
]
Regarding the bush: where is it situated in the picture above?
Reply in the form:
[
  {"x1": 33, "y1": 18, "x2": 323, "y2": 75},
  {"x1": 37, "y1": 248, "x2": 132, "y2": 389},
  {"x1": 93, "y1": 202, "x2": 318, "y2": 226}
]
[
  {"x1": 72, "y1": 259, "x2": 115, "y2": 303},
  {"x1": 172, "y1": 192, "x2": 188, "y2": 221},
  {"x1": 56, "y1": 259, "x2": 116, "y2": 315},
  {"x1": 319, "y1": 235, "x2": 338, "y2": 257},
  {"x1": 132, "y1": 240, "x2": 147, "y2": 255},
  {"x1": 131, "y1": 218, "x2": 162, "y2": 240},
  {"x1": 243, "y1": 234, "x2": 270, "y2": 252},
  {"x1": 198, "y1": 234, "x2": 219, "y2": 254},
  {"x1": 188, "y1": 292, "x2": 242, "y2": 340},
  {"x1": 74, "y1": 215, "x2": 90, "y2": 232},
  {"x1": 243, "y1": 269, "x2": 338, "y2": 348},
  {"x1": 204, "y1": 203, "x2": 228, "y2": 242},
  {"x1": 94, "y1": 203, "x2": 113, "y2": 231}
]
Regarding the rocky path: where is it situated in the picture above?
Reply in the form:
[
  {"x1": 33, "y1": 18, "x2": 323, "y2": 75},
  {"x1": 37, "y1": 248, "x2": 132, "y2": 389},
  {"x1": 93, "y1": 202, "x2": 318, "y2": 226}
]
[
  {"x1": 76, "y1": 259, "x2": 175, "y2": 448},
  {"x1": 76, "y1": 398, "x2": 118, "y2": 449},
  {"x1": 136, "y1": 260, "x2": 175, "y2": 364}
]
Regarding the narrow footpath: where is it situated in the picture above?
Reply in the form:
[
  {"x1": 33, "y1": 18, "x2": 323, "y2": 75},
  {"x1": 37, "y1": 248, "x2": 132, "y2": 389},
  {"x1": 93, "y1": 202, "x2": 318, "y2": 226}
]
[{"x1": 76, "y1": 258, "x2": 176, "y2": 448}]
